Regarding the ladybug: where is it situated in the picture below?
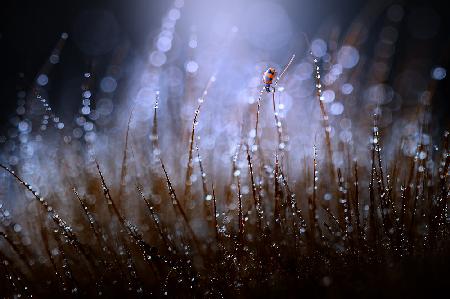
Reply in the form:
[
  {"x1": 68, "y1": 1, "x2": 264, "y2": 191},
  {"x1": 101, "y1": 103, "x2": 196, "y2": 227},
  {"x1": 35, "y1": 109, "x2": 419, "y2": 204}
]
[{"x1": 262, "y1": 67, "x2": 276, "y2": 92}]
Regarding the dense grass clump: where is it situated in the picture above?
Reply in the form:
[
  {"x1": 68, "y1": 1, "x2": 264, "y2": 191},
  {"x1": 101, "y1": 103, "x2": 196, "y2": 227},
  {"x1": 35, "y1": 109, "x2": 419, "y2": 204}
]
[{"x1": 0, "y1": 76, "x2": 449, "y2": 297}]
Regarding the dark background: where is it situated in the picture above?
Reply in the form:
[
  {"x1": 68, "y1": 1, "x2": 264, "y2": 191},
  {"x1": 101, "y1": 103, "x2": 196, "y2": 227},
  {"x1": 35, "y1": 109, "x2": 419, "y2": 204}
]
[{"x1": 0, "y1": 0, "x2": 448, "y2": 134}]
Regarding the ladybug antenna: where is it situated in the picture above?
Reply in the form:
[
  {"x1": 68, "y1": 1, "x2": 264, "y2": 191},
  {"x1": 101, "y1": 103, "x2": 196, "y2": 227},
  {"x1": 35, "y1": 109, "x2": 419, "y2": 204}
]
[{"x1": 273, "y1": 54, "x2": 295, "y2": 87}]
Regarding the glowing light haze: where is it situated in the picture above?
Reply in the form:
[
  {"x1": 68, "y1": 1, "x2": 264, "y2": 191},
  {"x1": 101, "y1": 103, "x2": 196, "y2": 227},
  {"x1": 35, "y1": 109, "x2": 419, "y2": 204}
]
[{"x1": 0, "y1": 0, "x2": 446, "y2": 215}]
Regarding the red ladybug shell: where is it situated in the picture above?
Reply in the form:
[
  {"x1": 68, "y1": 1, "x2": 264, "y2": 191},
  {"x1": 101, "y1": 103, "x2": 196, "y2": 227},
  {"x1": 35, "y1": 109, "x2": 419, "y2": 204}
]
[{"x1": 263, "y1": 67, "x2": 276, "y2": 91}]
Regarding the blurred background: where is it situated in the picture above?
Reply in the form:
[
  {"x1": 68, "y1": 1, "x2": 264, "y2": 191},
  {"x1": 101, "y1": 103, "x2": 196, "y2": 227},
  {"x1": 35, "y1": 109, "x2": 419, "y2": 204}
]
[
  {"x1": 0, "y1": 0, "x2": 449, "y2": 188},
  {"x1": 1, "y1": 0, "x2": 448, "y2": 126}
]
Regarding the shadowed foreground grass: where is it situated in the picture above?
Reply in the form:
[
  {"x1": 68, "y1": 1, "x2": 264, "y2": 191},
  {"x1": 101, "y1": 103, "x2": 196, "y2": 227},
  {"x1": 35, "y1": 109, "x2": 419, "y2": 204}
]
[{"x1": 0, "y1": 101, "x2": 449, "y2": 298}]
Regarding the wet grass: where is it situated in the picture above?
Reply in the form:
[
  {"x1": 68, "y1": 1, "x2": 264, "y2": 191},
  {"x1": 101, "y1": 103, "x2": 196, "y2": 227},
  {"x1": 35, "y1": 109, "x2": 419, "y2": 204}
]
[
  {"x1": 0, "y1": 50, "x2": 449, "y2": 298},
  {"x1": 0, "y1": 100, "x2": 449, "y2": 297}
]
